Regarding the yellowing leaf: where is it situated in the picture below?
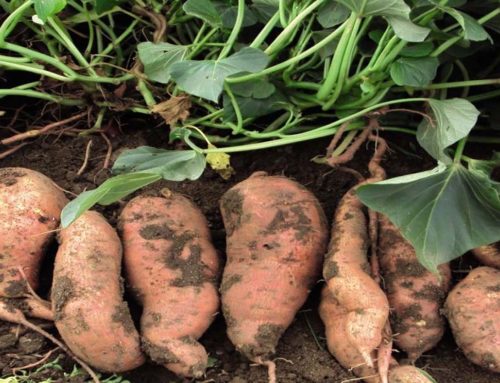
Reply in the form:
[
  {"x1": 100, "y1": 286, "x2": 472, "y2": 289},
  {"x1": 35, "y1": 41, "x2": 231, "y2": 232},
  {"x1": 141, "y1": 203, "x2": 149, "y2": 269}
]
[{"x1": 206, "y1": 151, "x2": 234, "y2": 179}]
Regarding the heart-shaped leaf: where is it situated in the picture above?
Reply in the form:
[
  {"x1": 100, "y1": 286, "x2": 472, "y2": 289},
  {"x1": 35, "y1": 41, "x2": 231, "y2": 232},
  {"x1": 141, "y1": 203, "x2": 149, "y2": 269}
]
[
  {"x1": 390, "y1": 57, "x2": 439, "y2": 86},
  {"x1": 169, "y1": 47, "x2": 269, "y2": 102},
  {"x1": 61, "y1": 148, "x2": 206, "y2": 227},
  {"x1": 183, "y1": 0, "x2": 222, "y2": 26},
  {"x1": 138, "y1": 42, "x2": 188, "y2": 84},
  {"x1": 336, "y1": 0, "x2": 430, "y2": 41},
  {"x1": 417, "y1": 98, "x2": 480, "y2": 163},
  {"x1": 357, "y1": 164, "x2": 500, "y2": 272}
]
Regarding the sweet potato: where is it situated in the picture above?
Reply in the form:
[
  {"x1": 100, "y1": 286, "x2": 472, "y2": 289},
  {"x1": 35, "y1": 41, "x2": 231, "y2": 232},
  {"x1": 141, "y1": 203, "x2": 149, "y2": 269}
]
[
  {"x1": 119, "y1": 193, "x2": 220, "y2": 378},
  {"x1": 319, "y1": 187, "x2": 389, "y2": 380},
  {"x1": 220, "y1": 172, "x2": 327, "y2": 365},
  {"x1": 320, "y1": 287, "x2": 381, "y2": 383},
  {"x1": 472, "y1": 242, "x2": 500, "y2": 269},
  {"x1": 51, "y1": 211, "x2": 144, "y2": 373},
  {"x1": 444, "y1": 266, "x2": 500, "y2": 373},
  {"x1": 0, "y1": 167, "x2": 67, "y2": 297},
  {"x1": 378, "y1": 214, "x2": 451, "y2": 361},
  {"x1": 388, "y1": 366, "x2": 435, "y2": 383}
]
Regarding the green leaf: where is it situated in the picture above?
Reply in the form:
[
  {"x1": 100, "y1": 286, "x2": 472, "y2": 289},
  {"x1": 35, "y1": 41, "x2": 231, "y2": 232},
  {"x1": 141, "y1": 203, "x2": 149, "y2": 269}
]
[
  {"x1": 444, "y1": 8, "x2": 490, "y2": 42},
  {"x1": 386, "y1": 16, "x2": 431, "y2": 42},
  {"x1": 357, "y1": 164, "x2": 500, "y2": 272},
  {"x1": 468, "y1": 152, "x2": 500, "y2": 192},
  {"x1": 61, "y1": 173, "x2": 161, "y2": 228},
  {"x1": 400, "y1": 42, "x2": 434, "y2": 57},
  {"x1": 336, "y1": 0, "x2": 411, "y2": 17},
  {"x1": 33, "y1": 0, "x2": 67, "y2": 22},
  {"x1": 417, "y1": 98, "x2": 480, "y2": 163},
  {"x1": 213, "y1": 1, "x2": 258, "y2": 28},
  {"x1": 317, "y1": 2, "x2": 350, "y2": 28},
  {"x1": 390, "y1": 57, "x2": 439, "y2": 86},
  {"x1": 312, "y1": 30, "x2": 340, "y2": 59},
  {"x1": 223, "y1": 90, "x2": 287, "y2": 120},
  {"x1": 183, "y1": 0, "x2": 222, "y2": 26},
  {"x1": 113, "y1": 147, "x2": 206, "y2": 181},
  {"x1": 251, "y1": 0, "x2": 279, "y2": 22},
  {"x1": 137, "y1": 42, "x2": 188, "y2": 84},
  {"x1": 61, "y1": 148, "x2": 207, "y2": 227},
  {"x1": 336, "y1": 0, "x2": 430, "y2": 41},
  {"x1": 94, "y1": 0, "x2": 124, "y2": 14},
  {"x1": 229, "y1": 78, "x2": 276, "y2": 99},
  {"x1": 169, "y1": 47, "x2": 269, "y2": 102}
]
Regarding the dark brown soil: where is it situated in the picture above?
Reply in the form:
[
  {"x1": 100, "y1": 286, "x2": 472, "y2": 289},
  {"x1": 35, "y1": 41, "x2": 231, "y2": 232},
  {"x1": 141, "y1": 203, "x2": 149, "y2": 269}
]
[{"x1": 0, "y1": 124, "x2": 498, "y2": 383}]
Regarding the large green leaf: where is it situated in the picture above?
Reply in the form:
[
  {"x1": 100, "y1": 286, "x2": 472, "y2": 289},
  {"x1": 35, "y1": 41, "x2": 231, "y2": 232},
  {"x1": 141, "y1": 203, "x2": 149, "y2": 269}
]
[
  {"x1": 417, "y1": 98, "x2": 480, "y2": 163},
  {"x1": 137, "y1": 42, "x2": 188, "y2": 84},
  {"x1": 113, "y1": 147, "x2": 206, "y2": 181},
  {"x1": 169, "y1": 47, "x2": 269, "y2": 102},
  {"x1": 357, "y1": 164, "x2": 500, "y2": 272},
  {"x1": 33, "y1": 0, "x2": 67, "y2": 22},
  {"x1": 61, "y1": 173, "x2": 161, "y2": 228},
  {"x1": 427, "y1": 1, "x2": 491, "y2": 42},
  {"x1": 445, "y1": 8, "x2": 490, "y2": 42},
  {"x1": 61, "y1": 148, "x2": 206, "y2": 227},
  {"x1": 183, "y1": 0, "x2": 222, "y2": 26},
  {"x1": 390, "y1": 57, "x2": 439, "y2": 86},
  {"x1": 468, "y1": 152, "x2": 500, "y2": 193}
]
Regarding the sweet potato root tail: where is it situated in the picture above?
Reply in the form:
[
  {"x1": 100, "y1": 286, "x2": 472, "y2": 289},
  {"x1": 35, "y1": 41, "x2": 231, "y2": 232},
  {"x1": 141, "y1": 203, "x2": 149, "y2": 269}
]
[
  {"x1": 144, "y1": 337, "x2": 208, "y2": 378},
  {"x1": 24, "y1": 297, "x2": 54, "y2": 321}
]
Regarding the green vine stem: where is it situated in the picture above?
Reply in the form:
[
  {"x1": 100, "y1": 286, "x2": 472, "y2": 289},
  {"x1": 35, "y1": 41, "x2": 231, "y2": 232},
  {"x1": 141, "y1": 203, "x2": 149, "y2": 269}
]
[{"x1": 218, "y1": 0, "x2": 245, "y2": 59}]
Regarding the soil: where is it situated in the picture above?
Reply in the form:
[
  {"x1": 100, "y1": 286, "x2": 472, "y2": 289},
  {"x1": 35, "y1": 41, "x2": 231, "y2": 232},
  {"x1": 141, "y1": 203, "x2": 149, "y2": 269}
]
[{"x1": 0, "y1": 122, "x2": 498, "y2": 383}]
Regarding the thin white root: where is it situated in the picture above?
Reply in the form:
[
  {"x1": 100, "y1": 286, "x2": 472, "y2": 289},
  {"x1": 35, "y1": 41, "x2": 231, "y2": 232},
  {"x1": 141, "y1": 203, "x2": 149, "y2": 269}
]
[
  {"x1": 255, "y1": 357, "x2": 277, "y2": 383},
  {"x1": 12, "y1": 347, "x2": 59, "y2": 373}
]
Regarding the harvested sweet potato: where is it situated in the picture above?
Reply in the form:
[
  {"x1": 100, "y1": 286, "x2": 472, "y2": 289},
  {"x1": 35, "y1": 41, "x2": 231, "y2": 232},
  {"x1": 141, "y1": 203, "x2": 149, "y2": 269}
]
[
  {"x1": 444, "y1": 266, "x2": 500, "y2": 373},
  {"x1": 52, "y1": 211, "x2": 144, "y2": 373},
  {"x1": 220, "y1": 172, "x2": 327, "y2": 367},
  {"x1": 119, "y1": 193, "x2": 220, "y2": 378},
  {"x1": 388, "y1": 366, "x2": 435, "y2": 383},
  {"x1": 319, "y1": 186, "x2": 389, "y2": 380},
  {"x1": 0, "y1": 167, "x2": 67, "y2": 297},
  {"x1": 472, "y1": 242, "x2": 500, "y2": 269},
  {"x1": 320, "y1": 287, "x2": 381, "y2": 383},
  {"x1": 378, "y1": 214, "x2": 451, "y2": 361}
]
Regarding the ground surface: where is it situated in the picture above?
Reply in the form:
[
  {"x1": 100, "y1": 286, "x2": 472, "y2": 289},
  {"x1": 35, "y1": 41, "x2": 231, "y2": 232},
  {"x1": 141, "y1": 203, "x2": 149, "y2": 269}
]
[{"x1": 0, "y1": 123, "x2": 498, "y2": 383}]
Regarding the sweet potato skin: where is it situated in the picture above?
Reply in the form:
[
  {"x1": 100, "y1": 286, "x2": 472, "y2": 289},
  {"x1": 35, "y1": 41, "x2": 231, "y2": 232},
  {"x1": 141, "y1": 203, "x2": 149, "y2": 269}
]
[
  {"x1": 378, "y1": 214, "x2": 451, "y2": 360},
  {"x1": 388, "y1": 366, "x2": 434, "y2": 383},
  {"x1": 319, "y1": 287, "x2": 381, "y2": 383},
  {"x1": 472, "y1": 242, "x2": 500, "y2": 269},
  {"x1": 0, "y1": 168, "x2": 67, "y2": 297},
  {"x1": 220, "y1": 172, "x2": 328, "y2": 362},
  {"x1": 320, "y1": 188, "x2": 389, "y2": 374},
  {"x1": 52, "y1": 211, "x2": 144, "y2": 373},
  {"x1": 119, "y1": 194, "x2": 220, "y2": 378},
  {"x1": 444, "y1": 266, "x2": 500, "y2": 373}
]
